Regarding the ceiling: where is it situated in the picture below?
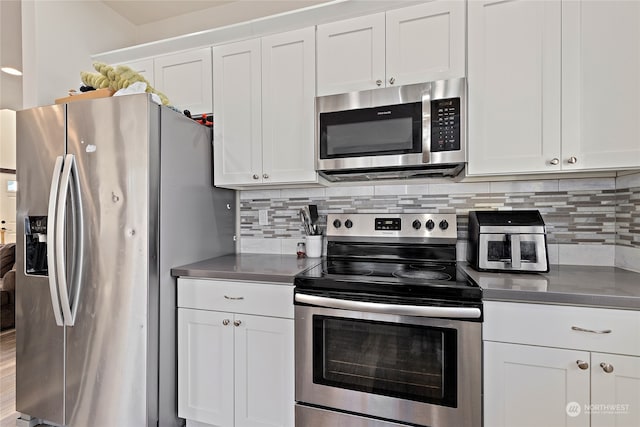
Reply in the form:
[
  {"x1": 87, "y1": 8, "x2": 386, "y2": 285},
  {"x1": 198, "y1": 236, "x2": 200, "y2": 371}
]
[{"x1": 102, "y1": 0, "x2": 236, "y2": 25}]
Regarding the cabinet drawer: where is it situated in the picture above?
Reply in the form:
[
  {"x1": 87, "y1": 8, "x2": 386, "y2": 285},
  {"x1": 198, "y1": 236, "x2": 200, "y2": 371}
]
[
  {"x1": 484, "y1": 301, "x2": 640, "y2": 356},
  {"x1": 178, "y1": 278, "x2": 294, "y2": 319}
]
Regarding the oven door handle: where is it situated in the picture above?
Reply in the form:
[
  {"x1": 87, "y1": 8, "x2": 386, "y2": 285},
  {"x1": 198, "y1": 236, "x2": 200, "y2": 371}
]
[{"x1": 294, "y1": 294, "x2": 481, "y2": 319}]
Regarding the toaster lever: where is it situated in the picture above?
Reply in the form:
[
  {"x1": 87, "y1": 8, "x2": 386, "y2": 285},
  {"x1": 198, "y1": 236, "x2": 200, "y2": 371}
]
[{"x1": 509, "y1": 234, "x2": 521, "y2": 269}]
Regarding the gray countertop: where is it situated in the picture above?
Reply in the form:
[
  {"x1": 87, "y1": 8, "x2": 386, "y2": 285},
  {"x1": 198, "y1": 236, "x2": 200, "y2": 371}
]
[
  {"x1": 173, "y1": 254, "x2": 640, "y2": 309},
  {"x1": 172, "y1": 253, "x2": 322, "y2": 284},
  {"x1": 460, "y1": 263, "x2": 640, "y2": 310}
]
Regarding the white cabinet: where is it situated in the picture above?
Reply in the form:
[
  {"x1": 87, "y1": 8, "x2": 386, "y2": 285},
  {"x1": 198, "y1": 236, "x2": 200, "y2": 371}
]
[
  {"x1": 177, "y1": 278, "x2": 294, "y2": 427},
  {"x1": 468, "y1": 0, "x2": 640, "y2": 176},
  {"x1": 467, "y1": 0, "x2": 561, "y2": 175},
  {"x1": 178, "y1": 309, "x2": 234, "y2": 426},
  {"x1": 561, "y1": 0, "x2": 640, "y2": 171},
  {"x1": 154, "y1": 48, "x2": 213, "y2": 115},
  {"x1": 213, "y1": 27, "x2": 317, "y2": 188},
  {"x1": 118, "y1": 48, "x2": 212, "y2": 115},
  {"x1": 212, "y1": 39, "x2": 262, "y2": 187},
  {"x1": 122, "y1": 58, "x2": 155, "y2": 86},
  {"x1": 316, "y1": 1, "x2": 465, "y2": 96},
  {"x1": 485, "y1": 342, "x2": 590, "y2": 427},
  {"x1": 484, "y1": 301, "x2": 640, "y2": 427},
  {"x1": 590, "y1": 353, "x2": 640, "y2": 427}
]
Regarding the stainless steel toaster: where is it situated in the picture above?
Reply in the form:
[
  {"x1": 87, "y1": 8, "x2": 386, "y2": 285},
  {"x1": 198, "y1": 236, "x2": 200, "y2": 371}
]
[{"x1": 467, "y1": 210, "x2": 549, "y2": 273}]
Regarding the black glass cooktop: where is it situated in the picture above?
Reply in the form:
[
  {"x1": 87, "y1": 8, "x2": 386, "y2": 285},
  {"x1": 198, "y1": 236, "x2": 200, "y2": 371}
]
[{"x1": 295, "y1": 258, "x2": 481, "y2": 302}]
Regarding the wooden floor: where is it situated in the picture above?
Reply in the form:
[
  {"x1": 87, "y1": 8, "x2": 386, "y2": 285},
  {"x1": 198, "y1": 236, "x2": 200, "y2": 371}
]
[{"x1": 0, "y1": 328, "x2": 17, "y2": 427}]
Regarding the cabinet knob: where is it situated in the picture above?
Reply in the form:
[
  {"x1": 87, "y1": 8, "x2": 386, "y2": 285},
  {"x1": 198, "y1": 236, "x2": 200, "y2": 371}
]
[
  {"x1": 263, "y1": 173, "x2": 269, "y2": 179},
  {"x1": 252, "y1": 174, "x2": 260, "y2": 180},
  {"x1": 233, "y1": 320, "x2": 242, "y2": 327},
  {"x1": 568, "y1": 156, "x2": 578, "y2": 164},
  {"x1": 600, "y1": 362, "x2": 614, "y2": 373},
  {"x1": 376, "y1": 79, "x2": 382, "y2": 86},
  {"x1": 576, "y1": 360, "x2": 589, "y2": 370},
  {"x1": 550, "y1": 158, "x2": 560, "y2": 165},
  {"x1": 222, "y1": 319, "x2": 230, "y2": 326},
  {"x1": 389, "y1": 77, "x2": 395, "y2": 85}
]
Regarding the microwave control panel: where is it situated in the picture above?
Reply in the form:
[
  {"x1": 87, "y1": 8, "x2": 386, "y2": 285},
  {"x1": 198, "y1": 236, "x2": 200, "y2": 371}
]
[{"x1": 431, "y1": 98, "x2": 460, "y2": 152}]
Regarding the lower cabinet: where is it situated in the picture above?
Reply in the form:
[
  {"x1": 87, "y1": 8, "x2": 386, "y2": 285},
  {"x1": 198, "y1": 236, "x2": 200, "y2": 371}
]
[
  {"x1": 177, "y1": 279, "x2": 294, "y2": 427},
  {"x1": 484, "y1": 302, "x2": 640, "y2": 427}
]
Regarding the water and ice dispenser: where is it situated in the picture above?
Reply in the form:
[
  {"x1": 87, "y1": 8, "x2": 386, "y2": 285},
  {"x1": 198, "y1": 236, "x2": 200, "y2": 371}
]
[{"x1": 25, "y1": 216, "x2": 48, "y2": 275}]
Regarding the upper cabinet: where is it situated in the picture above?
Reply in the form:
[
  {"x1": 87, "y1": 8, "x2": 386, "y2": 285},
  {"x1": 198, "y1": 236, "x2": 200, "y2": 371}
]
[
  {"x1": 561, "y1": 0, "x2": 640, "y2": 171},
  {"x1": 467, "y1": 0, "x2": 640, "y2": 176},
  {"x1": 118, "y1": 48, "x2": 212, "y2": 115},
  {"x1": 122, "y1": 58, "x2": 155, "y2": 86},
  {"x1": 467, "y1": 0, "x2": 561, "y2": 175},
  {"x1": 316, "y1": 0, "x2": 466, "y2": 96},
  {"x1": 154, "y1": 48, "x2": 213, "y2": 115},
  {"x1": 213, "y1": 27, "x2": 317, "y2": 188}
]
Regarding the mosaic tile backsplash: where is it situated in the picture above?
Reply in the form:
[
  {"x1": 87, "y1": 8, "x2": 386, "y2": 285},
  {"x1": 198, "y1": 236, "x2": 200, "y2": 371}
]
[{"x1": 240, "y1": 175, "x2": 640, "y2": 251}]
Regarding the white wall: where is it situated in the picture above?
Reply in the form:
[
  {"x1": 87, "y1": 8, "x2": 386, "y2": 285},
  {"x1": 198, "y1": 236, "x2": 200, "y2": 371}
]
[
  {"x1": 0, "y1": 0, "x2": 23, "y2": 110},
  {"x1": 21, "y1": 0, "x2": 137, "y2": 108}
]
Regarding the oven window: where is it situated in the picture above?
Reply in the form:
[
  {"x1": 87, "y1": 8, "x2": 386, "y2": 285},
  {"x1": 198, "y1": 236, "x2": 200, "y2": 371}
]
[
  {"x1": 319, "y1": 102, "x2": 422, "y2": 159},
  {"x1": 313, "y1": 316, "x2": 457, "y2": 407}
]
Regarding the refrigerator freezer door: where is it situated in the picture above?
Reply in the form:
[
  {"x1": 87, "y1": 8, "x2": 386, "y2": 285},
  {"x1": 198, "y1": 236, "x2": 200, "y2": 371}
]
[
  {"x1": 16, "y1": 104, "x2": 66, "y2": 425},
  {"x1": 64, "y1": 95, "x2": 154, "y2": 427}
]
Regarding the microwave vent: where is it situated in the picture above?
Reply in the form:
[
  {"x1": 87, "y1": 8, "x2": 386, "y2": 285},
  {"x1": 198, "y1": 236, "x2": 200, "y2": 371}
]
[{"x1": 318, "y1": 164, "x2": 465, "y2": 182}]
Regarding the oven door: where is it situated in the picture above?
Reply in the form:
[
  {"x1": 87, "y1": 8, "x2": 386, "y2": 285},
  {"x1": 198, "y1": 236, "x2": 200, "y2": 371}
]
[{"x1": 294, "y1": 296, "x2": 481, "y2": 427}]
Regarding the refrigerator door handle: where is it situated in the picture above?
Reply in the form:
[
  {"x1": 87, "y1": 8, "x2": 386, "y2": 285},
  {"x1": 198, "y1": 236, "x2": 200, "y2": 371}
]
[
  {"x1": 47, "y1": 155, "x2": 65, "y2": 327},
  {"x1": 57, "y1": 154, "x2": 84, "y2": 326},
  {"x1": 68, "y1": 154, "x2": 84, "y2": 325}
]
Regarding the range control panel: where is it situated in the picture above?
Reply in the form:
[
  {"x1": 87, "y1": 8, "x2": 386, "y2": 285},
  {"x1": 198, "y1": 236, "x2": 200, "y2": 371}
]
[{"x1": 327, "y1": 213, "x2": 457, "y2": 240}]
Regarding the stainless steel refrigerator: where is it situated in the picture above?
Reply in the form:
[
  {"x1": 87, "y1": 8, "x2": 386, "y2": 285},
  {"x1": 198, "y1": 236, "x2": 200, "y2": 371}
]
[{"x1": 15, "y1": 94, "x2": 235, "y2": 427}]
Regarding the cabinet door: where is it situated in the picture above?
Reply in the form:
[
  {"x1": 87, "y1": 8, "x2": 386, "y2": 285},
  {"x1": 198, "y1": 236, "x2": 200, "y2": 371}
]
[
  {"x1": 261, "y1": 27, "x2": 317, "y2": 185},
  {"x1": 234, "y1": 314, "x2": 294, "y2": 427},
  {"x1": 122, "y1": 59, "x2": 155, "y2": 86},
  {"x1": 484, "y1": 341, "x2": 590, "y2": 427},
  {"x1": 178, "y1": 309, "x2": 234, "y2": 426},
  {"x1": 154, "y1": 48, "x2": 213, "y2": 114},
  {"x1": 591, "y1": 353, "x2": 640, "y2": 427},
  {"x1": 386, "y1": 0, "x2": 465, "y2": 86},
  {"x1": 467, "y1": 0, "x2": 562, "y2": 175},
  {"x1": 562, "y1": 0, "x2": 640, "y2": 171},
  {"x1": 213, "y1": 39, "x2": 263, "y2": 186},
  {"x1": 316, "y1": 13, "x2": 385, "y2": 96}
]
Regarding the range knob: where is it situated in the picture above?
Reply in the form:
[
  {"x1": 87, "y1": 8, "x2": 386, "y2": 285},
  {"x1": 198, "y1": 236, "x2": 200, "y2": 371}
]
[
  {"x1": 333, "y1": 219, "x2": 342, "y2": 229},
  {"x1": 345, "y1": 219, "x2": 353, "y2": 229},
  {"x1": 439, "y1": 220, "x2": 449, "y2": 230},
  {"x1": 412, "y1": 220, "x2": 421, "y2": 230},
  {"x1": 425, "y1": 219, "x2": 435, "y2": 230}
]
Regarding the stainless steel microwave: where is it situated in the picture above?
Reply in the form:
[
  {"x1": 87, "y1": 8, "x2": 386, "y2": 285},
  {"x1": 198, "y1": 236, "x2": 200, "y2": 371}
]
[{"x1": 316, "y1": 78, "x2": 466, "y2": 182}]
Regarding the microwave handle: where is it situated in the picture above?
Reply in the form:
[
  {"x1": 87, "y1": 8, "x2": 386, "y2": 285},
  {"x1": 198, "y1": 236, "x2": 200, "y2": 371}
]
[{"x1": 510, "y1": 234, "x2": 521, "y2": 269}]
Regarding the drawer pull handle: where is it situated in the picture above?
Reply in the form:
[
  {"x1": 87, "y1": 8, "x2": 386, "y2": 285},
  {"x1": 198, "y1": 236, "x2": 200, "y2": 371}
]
[
  {"x1": 222, "y1": 319, "x2": 230, "y2": 326},
  {"x1": 571, "y1": 326, "x2": 612, "y2": 334},
  {"x1": 576, "y1": 360, "x2": 589, "y2": 370},
  {"x1": 234, "y1": 320, "x2": 242, "y2": 327},
  {"x1": 600, "y1": 362, "x2": 614, "y2": 373},
  {"x1": 224, "y1": 295, "x2": 244, "y2": 300}
]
